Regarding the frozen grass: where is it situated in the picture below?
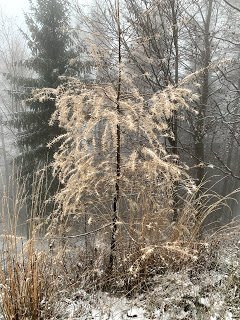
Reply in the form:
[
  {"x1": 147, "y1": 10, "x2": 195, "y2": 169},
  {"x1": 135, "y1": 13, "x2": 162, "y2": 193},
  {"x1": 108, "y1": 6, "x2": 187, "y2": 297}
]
[
  {"x1": 50, "y1": 229, "x2": 240, "y2": 319},
  {"x1": 0, "y1": 212, "x2": 240, "y2": 319},
  {"x1": 0, "y1": 169, "x2": 60, "y2": 320}
]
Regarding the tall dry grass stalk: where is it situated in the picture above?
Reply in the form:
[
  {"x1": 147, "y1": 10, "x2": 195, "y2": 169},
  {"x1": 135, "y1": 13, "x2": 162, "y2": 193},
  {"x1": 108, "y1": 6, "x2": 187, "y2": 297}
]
[
  {"x1": 0, "y1": 167, "x2": 60, "y2": 319},
  {"x1": 0, "y1": 239, "x2": 55, "y2": 320}
]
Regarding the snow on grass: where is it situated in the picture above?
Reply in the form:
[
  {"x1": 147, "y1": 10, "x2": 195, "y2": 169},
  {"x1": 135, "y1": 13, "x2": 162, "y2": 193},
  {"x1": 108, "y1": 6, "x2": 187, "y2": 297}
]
[
  {"x1": 56, "y1": 291, "x2": 146, "y2": 319},
  {"x1": 0, "y1": 234, "x2": 240, "y2": 319},
  {"x1": 54, "y1": 269, "x2": 238, "y2": 319},
  {"x1": 49, "y1": 239, "x2": 240, "y2": 319}
]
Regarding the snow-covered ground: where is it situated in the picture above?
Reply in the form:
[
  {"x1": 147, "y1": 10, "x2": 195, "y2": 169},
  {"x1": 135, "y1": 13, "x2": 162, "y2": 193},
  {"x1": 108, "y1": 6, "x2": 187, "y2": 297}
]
[
  {"x1": 54, "y1": 274, "x2": 236, "y2": 319},
  {"x1": 49, "y1": 237, "x2": 240, "y2": 319}
]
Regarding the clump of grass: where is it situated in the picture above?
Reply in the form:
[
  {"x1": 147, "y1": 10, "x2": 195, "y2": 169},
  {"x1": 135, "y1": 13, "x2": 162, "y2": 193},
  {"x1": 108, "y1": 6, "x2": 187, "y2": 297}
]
[
  {"x1": 0, "y1": 238, "x2": 55, "y2": 320},
  {"x1": 49, "y1": 184, "x2": 238, "y2": 296},
  {"x1": 0, "y1": 169, "x2": 59, "y2": 320}
]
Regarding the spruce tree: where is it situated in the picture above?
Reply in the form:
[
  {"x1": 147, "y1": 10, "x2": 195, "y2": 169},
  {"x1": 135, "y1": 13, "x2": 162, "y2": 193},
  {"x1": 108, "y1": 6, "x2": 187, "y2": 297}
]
[{"x1": 11, "y1": 0, "x2": 76, "y2": 213}]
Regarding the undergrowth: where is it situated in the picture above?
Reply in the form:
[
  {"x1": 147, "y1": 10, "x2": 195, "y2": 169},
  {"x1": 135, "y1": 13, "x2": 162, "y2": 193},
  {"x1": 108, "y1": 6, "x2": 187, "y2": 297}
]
[{"x1": 0, "y1": 181, "x2": 239, "y2": 319}]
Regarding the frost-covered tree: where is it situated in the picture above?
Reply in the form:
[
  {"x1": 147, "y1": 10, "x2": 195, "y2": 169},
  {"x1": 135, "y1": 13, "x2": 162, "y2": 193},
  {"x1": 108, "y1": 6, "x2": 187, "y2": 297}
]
[{"x1": 37, "y1": 0, "x2": 207, "y2": 272}]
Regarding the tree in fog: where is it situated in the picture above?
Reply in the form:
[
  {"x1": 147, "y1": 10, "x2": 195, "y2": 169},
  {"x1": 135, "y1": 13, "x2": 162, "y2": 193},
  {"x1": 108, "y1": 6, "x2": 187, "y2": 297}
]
[
  {"x1": 0, "y1": 12, "x2": 31, "y2": 187},
  {"x1": 10, "y1": 0, "x2": 77, "y2": 213}
]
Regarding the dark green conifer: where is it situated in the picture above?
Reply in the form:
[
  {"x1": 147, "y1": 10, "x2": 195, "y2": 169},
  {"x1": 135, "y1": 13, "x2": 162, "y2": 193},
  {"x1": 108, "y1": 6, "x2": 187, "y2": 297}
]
[{"x1": 11, "y1": 0, "x2": 76, "y2": 215}]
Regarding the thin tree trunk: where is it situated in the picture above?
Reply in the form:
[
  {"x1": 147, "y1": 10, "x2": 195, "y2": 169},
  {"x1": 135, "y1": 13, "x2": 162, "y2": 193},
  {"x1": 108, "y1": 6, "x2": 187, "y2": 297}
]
[
  {"x1": 109, "y1": 0, "x2": 122, "y2": 271},
  {"x1": 172, "y1": 0, "x2": 179, "y2": 155},
  {"x1": 170, "y1": 0, "x2": 180, "y2": 221},
  {"x1": 195, "y1": 0, "x2": 213, "y2": 185},
  {"x1": 0, "y1": 115, "x2": 9, "y2": 188}
]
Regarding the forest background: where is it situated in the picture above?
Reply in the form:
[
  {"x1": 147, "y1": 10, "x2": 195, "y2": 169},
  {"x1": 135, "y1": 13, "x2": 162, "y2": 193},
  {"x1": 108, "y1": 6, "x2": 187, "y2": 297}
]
[{"x1": 0, "y1": 0, "x2": 239, "y2": 319}]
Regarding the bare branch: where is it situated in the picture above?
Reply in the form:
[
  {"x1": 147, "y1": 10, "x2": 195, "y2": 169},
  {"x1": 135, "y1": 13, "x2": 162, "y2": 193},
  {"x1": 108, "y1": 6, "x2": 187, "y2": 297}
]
[{"x1": 223, "y1": 0, "x2": 240, "y2": 13}]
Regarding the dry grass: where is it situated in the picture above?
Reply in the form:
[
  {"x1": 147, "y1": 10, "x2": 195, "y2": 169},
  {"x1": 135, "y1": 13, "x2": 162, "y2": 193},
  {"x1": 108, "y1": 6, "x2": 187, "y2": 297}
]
[
  {"x1": 0, "y1": 169, "x2": 59, "y2": 320},
  {"x1": 0, "y1": 238, "x2": 55, "y2": 320},
  {"x1": 49, "y1": 182, "x2": 239, "y2": 296},
  {"x1": 0, "y1": 170, "x2": 238, "y2": 318}
]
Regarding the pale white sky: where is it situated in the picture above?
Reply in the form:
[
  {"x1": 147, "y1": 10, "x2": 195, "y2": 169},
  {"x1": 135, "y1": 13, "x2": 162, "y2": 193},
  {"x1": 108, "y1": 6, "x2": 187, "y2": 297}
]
[
  {"x1": 1, "y1": 0, "x2": 28, "y2": 17},
  {"x1": 0, "y1": 0, "x2": 88, "y2": 26}
]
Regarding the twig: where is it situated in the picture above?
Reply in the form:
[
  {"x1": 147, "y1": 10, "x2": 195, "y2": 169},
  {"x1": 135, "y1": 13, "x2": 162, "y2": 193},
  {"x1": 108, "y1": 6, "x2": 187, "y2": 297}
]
[
  {"x1": 48, "y1": 222, "x2": 114, "y2": 240},
  {"x1": 223, "y1": 0, "x2": 240, "y2": 13}
]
